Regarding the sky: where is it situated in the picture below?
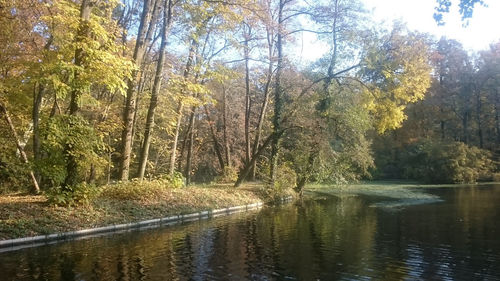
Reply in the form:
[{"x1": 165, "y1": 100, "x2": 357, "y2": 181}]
[
  {"x1": 363, "y1": 0, "x2": 500, "y2": 51},
  {"x1": 298, "y1": 0, "x2": 500, "y2": 62}
]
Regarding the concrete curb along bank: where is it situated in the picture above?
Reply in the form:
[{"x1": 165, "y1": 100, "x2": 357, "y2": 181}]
[{"x1": 0, "y1": 201, "x2": 265, "y2": 250}]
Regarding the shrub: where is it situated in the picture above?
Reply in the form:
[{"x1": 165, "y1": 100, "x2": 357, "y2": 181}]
[
  {"x1": 100, "y1": 177, "x2": 185, "y2": 201},
  {"x1": 492, "y1": 173, "x2": 500, "y2": 182},
  {"x1": 0, "y1": 154, "x2": 31, "y2": 194},
  {"x1": 157, "y1": 171, "x2": 185, "y2": 188},
  {"x1": 215, "y1": 166, "x2": 238, "y2": 184},
  {"x1": 401, "y1": 140, "x2": 493, "y2": 184},
  {"x1": 46, "y1": 183, "x2": 100, "y2": 206},
  {"x1": 261, "y1": 163, "x2": 296, "y2": 202},
  {"x1": 274, "y1": 163, "x2": 297, "y2": 192}
]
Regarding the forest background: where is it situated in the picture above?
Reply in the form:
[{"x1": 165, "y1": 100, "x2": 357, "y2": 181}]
[{"x1": 0, "y1": 0, "x2": 498, "y2": 203}]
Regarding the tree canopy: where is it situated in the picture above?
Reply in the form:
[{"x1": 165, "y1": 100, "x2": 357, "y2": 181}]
[{"x1": 0, "y1": 0, "x2": 498, "y2": 197}]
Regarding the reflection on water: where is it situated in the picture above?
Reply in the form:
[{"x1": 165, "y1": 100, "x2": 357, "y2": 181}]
[{"x1": 0, "y1": 185, "x2": 499, "y2": 280}]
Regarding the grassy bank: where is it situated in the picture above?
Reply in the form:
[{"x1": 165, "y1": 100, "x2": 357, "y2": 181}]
[{"x1": 0, "y1": 182, "x2": 271, "y2": 240}]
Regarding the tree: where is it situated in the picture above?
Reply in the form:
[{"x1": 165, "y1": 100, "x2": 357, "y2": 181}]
[
  {"x1": 371, "y1": 38, "x2": 499, "y2": 181},
  {"x1": 361, "y1": 27, "x2": 432, "y2": 133},
  {"x1": 119, "y1": 0, "x2": 156, "y2": 181},
  {"x1": 476, "y1": 42, "x2": 500, "y2": 149},
  {"x1": 2, "y1": 0, "x2": 496, "y2": 194},
  {"x1": 38, "y1": 0, "x2": 133, "y2": 187},
  {"x1": 0, "y1": 0, "x2": 46, "y2": 193},
  {"x1": 137, "y1": 0, "x2": 174, "y2": 180},
  {"x1": 269, "y1": 0, "x2": 287, "y2": 184}
]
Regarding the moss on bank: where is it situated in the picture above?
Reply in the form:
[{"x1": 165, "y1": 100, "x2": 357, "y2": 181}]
[{"x1": 0, "y1": 183, "x2": 266, "y2": 240}]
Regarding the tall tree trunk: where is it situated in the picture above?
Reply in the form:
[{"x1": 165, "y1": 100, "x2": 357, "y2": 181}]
[
  {"x1": 107, "y1": 133, "x2": 112, "y2": 184},
  {"x1": 184, "y1": 108, "x2": 196, "y2": 185},
  {"x1": 439, "y1": 70, "x2": 446, "y2": 141},
  {"x1": 244, "y1": 24, "x2": 252, "y2": 167},
  {"x1": 119, "y1": 0, "x2": 155, "y2": 181},
  {"x1": 0, "y1": 103, "x2": 40, "y2": 193},
  {"x1": 222, "y1": 86, "x2": 231, "y2": 167},
  {"x1": 138, "y1": 0, "x2": 173, "y2": 180},
  {"x1": 68, "y1": 1, "x2": 92, "y2": 116},
  {"x1": 476, "y1": 91, "x2": 484, "y2": 148},
  {"x1": 64, "y1": 0, "x2": 93, "y2": 188},
  {"x1": 325, "y1": 0, "x2": 339, "y2": 86},
  {"x1": 177, "y1": 123, "x2": 190, "y2": 172},
  {"x1": 178, "y1": 24, "x2": 212, "y2": 184},
  {"x1": 169, "y1": 102, "x2": 183, "y2": 174},
  {"x1": 33, "y1": 36, "x2": 52, "y2": 183},
  {"x1": 235, "y1": 130, "x2": 283, "y2": 187},
  {"x1": 32, "y1": 82, "x2": 43, "y2": 182},
  {"x1": 250, "y1": 27, "x2": 274, "y2": 181},
  {"x1": 49, "y1": 91, "x2": 61, "y2": 118},
  {"x1": 440, "y1": 106, "x2": 446, "y2": 140},
  {"x1": 144, "y1": 0, "x2": 162, "y2": 56},
  {"x1": 169, "y1": 39, "x2": 197, "y2": 174},
  {"x1": 131, "y1": 0, "x2": 161, "y2": 152},
  {"x1": 130, "y1": 72, "x2": 145, "y2": 151},
  {"x1": 295, "y1": 151, "x2": 316, "y2": 196},
  {"x1": 463, "y1": 111, "x2": 469, "y2": 145},
  {"x1": 250, "y1": 77, "x2": 270, "y2": 181},
  {"x1": 204, "y1": 105, "x2": 225, "y2": 171},
  {"x1": 269, "y1": 0, "x2": 285, "y2": 183}
]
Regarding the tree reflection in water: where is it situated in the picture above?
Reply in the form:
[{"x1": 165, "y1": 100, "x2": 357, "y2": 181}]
[{"x1": 0, "y1": 184, "x2": 499, "y2": 280}]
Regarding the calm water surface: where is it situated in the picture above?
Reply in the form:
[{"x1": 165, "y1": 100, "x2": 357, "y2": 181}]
[{"x1": 0, "y1": 184, "x2": 499, "y2": 280}]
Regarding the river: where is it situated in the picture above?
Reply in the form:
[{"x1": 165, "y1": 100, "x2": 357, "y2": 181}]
[{"x1": 0, "y1": 184, "x2": 499, "y2": 280}]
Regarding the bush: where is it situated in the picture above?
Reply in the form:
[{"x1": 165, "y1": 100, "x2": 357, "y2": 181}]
[
  {"x1": 46, "y1": 183, "x2": 100, "y2": 206},
  {"x1": 0, "y1": 127, "x2": 33, "y2": 193},
  {"x1": 215, "y1": 166, "x2": 238, "y2": 184},
  {"x1": 492, "y1": 173, "x2": 500, "y2": 182},
  {"x1": 274, "y1": 163, "x2": 297, "y2": 192},
  {"x1": 261, "y1": 163, "x2": 296, "y2": 202},
  {"x1": 0, "y1": 154, "x2": 31, "y2": 194},
  {"x1": 157, "y1": 171, "x2": 185, "y2": 188},
  {"x1": 401, "y1": 140, "x2": 493, "y2": 184},
  {"x1": 100, "y1": 177, "x2": 184, "y2": 201}
]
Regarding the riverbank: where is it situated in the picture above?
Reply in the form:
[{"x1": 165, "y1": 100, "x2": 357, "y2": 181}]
[{"x1": 0, "y1": 182, "x2": 283, "y2": 241}]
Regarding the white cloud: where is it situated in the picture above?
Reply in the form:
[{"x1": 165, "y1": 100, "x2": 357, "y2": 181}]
[
  {"x1": 364, "y1": 0, "x2": 500, "y2": 51},
  {"x1": 291, "y1": 0, "x2": 500, "y2": 64}
]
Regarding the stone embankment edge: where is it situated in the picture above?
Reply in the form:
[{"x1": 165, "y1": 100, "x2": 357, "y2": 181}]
[{"x1": 0, "y1": 201, "x2": 270, "y2": 249}]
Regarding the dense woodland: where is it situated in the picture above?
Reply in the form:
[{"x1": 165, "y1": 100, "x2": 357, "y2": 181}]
[{"x1": 0, "y1": 0, "x2": 498, "y2": 198}]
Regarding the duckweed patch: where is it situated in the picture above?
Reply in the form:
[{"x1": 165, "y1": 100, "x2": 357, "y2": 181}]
[{"x1": 306, "y1": 182, "x2": 444, "y2": 210}]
